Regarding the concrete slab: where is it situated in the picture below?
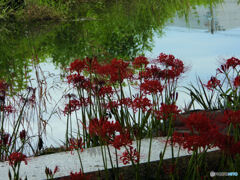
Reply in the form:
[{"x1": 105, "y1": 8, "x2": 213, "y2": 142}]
[{"x1": 0, "y1": 137, "x2": 218, "y2": 180}]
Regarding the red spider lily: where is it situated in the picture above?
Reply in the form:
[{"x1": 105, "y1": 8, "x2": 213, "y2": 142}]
[
  {"x1": 217, "y1": 64, "x2": 227, "y2": 74},
  {"x1": 20, "y1": 130, "x2": 26, "y2": 142},
  {"x1": 183, "y1": 112, "x2": 218, "y2": 134},
  {"x1": 139, "y1": 65, "x2": 162, "y2": 80},
  {"x1": 45, "y1": 166, "x2": 59, "y2": 178},
  {"x1": 222, "y1": 110, "x2": 240, "y2": 128},
  {"x1": 1, "y1": 105, "x2": 15, "y2": 115},
  {"x1": 69, "y1": 137, "x2": 84, "y2": 153},
  {"x1": 171, "y1": 112, "x2": 223, "y2": 152},
  {"x1": 54, "y1": 166, "x2": 59, "y2": 174},
  {"x1": 155, "y1": 103, "x2": 181, "y2": 121},
  {"x1": 63, "y1": 98, "x2": 90, "y2": 115},
  {"x1": 234, "y1": 76, "x2": 240, "y2": 87},
  {"x1": 139, "y1": 63, "x2": 183, "y2": 80},
  {"x1": 8, "y1": 152, "x2": 27, "y2": 167},
  {"x1": 67, "y1": 74, "x2": 89, "y2": 88},
  {"x1": 157, "y1": 53, "x2": 177, "y2": 67},
  {"x1": 1, "y1": 133, "x2": 10, "y2": 146},
  {"x1": 140, "y1": 80, "x2": 163, "y2": 94},
  {"x1": 97, "y1": 59, "x2": 133, "y2": 83},
  {"x1": 156, "y1": 53, "x2": 185, "y2": 78},
  {"x1": 84, "y1": 57, "x2": 100, "y2": 73},
  {"x1": 104, "y1": 100, "x2": 119, "y2": 109},
  {"x1": 98, "y1": 86, "x2": 113, "y2": 97},
  {"x1": 63, "y1": 100, "x2": 81, "y2": 115},
  {"x1": 27, "y1": 88, "x2": 36, "y2": 107},
  {"x1": 160, "y1": 69, "x2": 180, "y2": 79},
  {"x1": 217, "y1": 57, "x2": 240, "y2": 73},
  {"x1": 120, "y1": 146, "x2": 140, "y2": 165},
  {"x1": 205, "y1": 76, "x2": 221, "y2": 90},
  {"x1": 70, "y1": 59, "x2": 86, "y2": 73},
  {"x1": 132, "y1": 56, "x2": 149, "y2": 68},
  {"x1": 89, "y1": 118, "x2": 122, "y2": 142},
  {"x1": 110, "y1": 131, "x2": 132, "y2": 150},
  {"x1": 131, "y1": 96, "x2": 152, "y2": 113},
  {"x1": 171, "y1": 132, "x2": 216, "y2": 152},
  {"x1": 91, "y1": 78, "x2": 106, "y2": 93},
  {"x1": 119, "y1": 97, "x2": 132, "y2": 107},
  {"x1": 70, "y1": 169, "x2": 91, "y2": 180},
  {"x1": 225, "y1": 57, "x2": 240, "y2": 70}
]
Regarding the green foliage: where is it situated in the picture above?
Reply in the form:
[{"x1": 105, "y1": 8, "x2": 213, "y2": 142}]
[{"x1": 185, "y1": 78, "x2": 221, "y2": 110}]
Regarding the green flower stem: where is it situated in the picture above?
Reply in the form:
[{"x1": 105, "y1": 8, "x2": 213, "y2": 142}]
[
  {"x1": 76, "y1": 149, "x2": 84, "y2": 173},
  {"x1": 9, "y1": 92, "x2": 29, "y2": 155},
  {"x1": 65, "y1": 112, "x2": 69, "y2": 148}
]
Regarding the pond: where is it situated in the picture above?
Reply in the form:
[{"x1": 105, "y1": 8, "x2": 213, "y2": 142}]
[{"x1": 0, "y1": 0, "x2": 240, "y2": 151}]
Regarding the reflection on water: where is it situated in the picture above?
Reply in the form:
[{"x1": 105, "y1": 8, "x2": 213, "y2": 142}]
[
  {"x1": 170, "y1": 0, "x2": 240, "y2": 33},
  {"x1": 0, "y1": 0, "x2": 240, "y2": 147},
  {"x1": 1, "y1": 0, "x2": 235, "y2": 90}
]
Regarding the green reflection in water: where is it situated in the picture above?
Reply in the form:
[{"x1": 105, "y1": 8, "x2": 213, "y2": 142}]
[{"x1": 0, "y1": 0, "x2": 224, "y2": 91}]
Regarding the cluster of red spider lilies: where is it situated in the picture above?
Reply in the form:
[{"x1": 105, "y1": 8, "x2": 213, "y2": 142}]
[{"x1": 0, "y1": 54, "x2": 239, "y2": 179}]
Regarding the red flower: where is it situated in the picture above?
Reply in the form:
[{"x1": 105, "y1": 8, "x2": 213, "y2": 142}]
[
  {"x1": 104, "y1": 100, "x2": 119, "y2": 109},
  {"x1": 225, "y1": 57, "x2": 240, "y2": 70},
  {"x1": 234, "y1": 76, "x2": 240, "y2": 87},
  {"x1": 45, "y1": 166, "x2": 59, "y2": 178},
  {"x1": 119, "y1": 97, "x2": 132, "y2": 107},
  {"x1": 67, "y1": 74, "x2": 88, "y2": 87},
  {"x1": 205, "y1": 76, "x2": 221, "y2": 90},
  {"x1": 159, "y1": 69, "x2": 178, "y2": 79},
  {"x1": 171, "y1": 112, "x2": 222, "y2": 152},
  {"x1": 63, "y1": 100, "x2": 81, "y2": 115},
  {"x1": 140, "y1": 80, "x2": 163, "y2": 94},
  {"x1": 110, "y1": 131, "x2": 132, "y2": 149},
  {"x1": 132, "y1": 56, "x2": 149, "y2": 68},
  {"x1": 222, "y1": 110, "x2": 240, "y2": 128},
  {"x1": 217, "y1": 64, "x2": 227, "y2": 74},
  {"x1": 155, "y1": 103, "x2": 180, "y2": 121},
  {"x1": 171, "y1": 132, "x2": 215, "y2": 152},
  {"x1": 157, "y1": 53, "x2": 176, "y2": 67},
  {"x1": 63, "y1": 98, "x2": 90, "y2": 115},
  {"x1": 1, "y1": 133, "x2": 10, "y2": 146},
  {"x1": 98, "y1": 86, "x2": 113, "y2": 97},
  {"x1": 131, "y1": 96, "x2": 152, "y2": 113},
  {"x1": 139, "y1": 65, "x2": 162, "y2": 80},
  {"x1": 8, "y1": 152, "x2": 27, "y2": 167},
  {"x1": 20, "y1": 130, "x2": 26, "y2": 142},
  {"x1": 96, "y1": 59, "x2": 133, "y2": 83},
  {"x1": 156, "y1": 53, "x2": 185, "y2": 78},
  {"x1": 84, "y1": 57, "x2": 100, "y2": 73},
  {"x1": 1, "y1": 105, "x2": 15, "y2": 115},
  {"x1": 183, "y1": 112, "x2": 217, "y2": 134},
  {"x1": 70, "y1": 169, "x2": 90, "y2": 180},
  {"x1": 120, "y1": 146, "x2": 140, "y2": 165},
  {"x1": 89, "y1": 118, "x2": 122, "y2": 142},
  {"x1": 69, "y1": 137, "x2": 84, "y2": 153},
  {"x1": 70, "y1": 59, "x2": 86, "y2": 73},
  {"x1": 54, "y1": 166, "x2": 59, "y2": 174}
]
